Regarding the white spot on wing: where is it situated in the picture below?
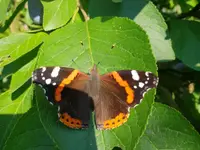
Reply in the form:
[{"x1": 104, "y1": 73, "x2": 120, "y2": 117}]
[
  {"x1": 42, "y1": 67, "x2": 46, "y2": 72},
  {"x1": 139, "y1": 82, "x2": 144, "y2": 88},
  {"x1": 58, "y1": 113, "x2": 61, "y2": 117},
  {"x1": 145, "y1": 81, "x2": 148, "y2": 84},
  {"x1": 43, "y1": 89, "x2": 46, "y2": 94},
  {"x1": 58, "y1": 106, "x2": 60, "y2": 111},
  {"x1": 52, "y1": 82, "x2": 56, "y2": 86},
  {"x1": 131, "y1": 70, "x2": 140, "y2": 81},
  {"x1": 51, "y1": 67, "x2": 60, "y2": 77},
  {"x1": 142, "y1": 88, "x2": 151, "y2": 97},
  {"x1": 41, "y1": 73, "x2": 44, "y2": 76},
  {"x1": 45, "y1": 78, "x2": 51, "y2": 84},
  {"x1": 42, "y1": 77, "x2": 45, "y2": 80},
  {"x1": 134, "y1": 85, "x2": 137, "y2": 89},
  {"x1": 145, "y1": 72, "x2": 149, "y2": 77}
]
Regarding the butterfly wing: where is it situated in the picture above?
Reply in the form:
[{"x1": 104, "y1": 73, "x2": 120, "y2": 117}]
[
  {"x1": 32, "y1": 67, "x2": 91, "y2": 129},
  {"x1": 94, "y1": 70, "x2": 158, "y2": 130}
]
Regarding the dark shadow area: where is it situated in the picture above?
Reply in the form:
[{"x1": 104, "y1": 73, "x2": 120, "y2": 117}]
[
  {"x1": 113, "y1": 147, "x2": 122, "y2": 150},
  {"x1": 1, "y1": 44, "x2": 41, "y2": 79},
  {"x1": 11, "y1": 78, "x2": 32, "y2": 100},
  {"x1": 156, "y1": 68, "x2": 200, "y2": 133},
  {"x1": 89, "y1": 0, "x2": 147, "y2": 22}
]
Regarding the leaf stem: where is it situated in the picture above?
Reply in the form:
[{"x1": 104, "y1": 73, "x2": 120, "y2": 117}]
[
  {"x1": 71, "y1": 6, "x2": 80, "y2": 23},
  {"x1": 77, "y1": 0, "x2": 90, "y2": 21},
  {"x1": 178, "y1": 3, "x2": 200, "y2": 19}
]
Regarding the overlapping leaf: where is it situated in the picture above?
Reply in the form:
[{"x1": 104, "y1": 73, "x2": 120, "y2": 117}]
[
  {"x1": 89, "y1": 0, "x2": 175, "y2": 61},
  {"x1": 35, "y1": 17, "x2": 157, "y2": 150},
  {"x1": 41, "y1": 0, "x2": 76, "y2": 31},
  {"x1": 170, "y1": 20, "x2": 200, "y2": 71},
  {"x1": 0, "y1": 32, "x2": 47, "y2": 67}
]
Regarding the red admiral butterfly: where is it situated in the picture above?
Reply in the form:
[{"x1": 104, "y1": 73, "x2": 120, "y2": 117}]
[{"x1": 32, "y1": 65, "x2": 158, "y2": 130}]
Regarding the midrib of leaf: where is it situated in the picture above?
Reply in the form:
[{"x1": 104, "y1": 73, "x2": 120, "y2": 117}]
[
  {"x1": 99, "y1": 131, "x2": 106, "y2": 150},
  {"x1": 144, "y1": 133, "x2": 159, "y2": 150},
  {"x1": 110, "y1": 130, "x2": 125, "y2": 148},
  {"x1": 85, "y1": 21, "x2": 94, "y2": 64},
  {"x1": 50, "y1": 0, "x2": 63, "y2": 22},
  {"x1": 35, "y1": 91, "x2": 60, "y2": 150},
  {"x1": 2, "y1": 87, "x2": 32, "y2": 150},
  {"x1": 133, "y1": 100, "x2": 155, "y2": 149}
]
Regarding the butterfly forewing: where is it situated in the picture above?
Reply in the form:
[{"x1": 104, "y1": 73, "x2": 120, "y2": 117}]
[
  {"x1": 32, "y1": 67, "x2": 75, "y2": 104},
  {"x1": 115, "y1": 70, "x2": 158, "y2": 106},
  {"x1": 94, "y1": 70, "x2": 158, "y2": 130},
  {"x1": 32, "y1": 66, "x2": 91, "y2": 129}
]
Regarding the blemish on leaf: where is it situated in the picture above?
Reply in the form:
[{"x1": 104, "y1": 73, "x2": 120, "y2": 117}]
[
  {"x1": 80, "y1": 41, "x2": 83, "y2": 46},
  {"x1": 111, "y1": 44, "x2": 116, "y2": 49}
]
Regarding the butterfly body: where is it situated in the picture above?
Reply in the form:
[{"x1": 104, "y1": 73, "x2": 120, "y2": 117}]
[{"x1": 32, "y1": 65, "x2": 158, "y2": 130}]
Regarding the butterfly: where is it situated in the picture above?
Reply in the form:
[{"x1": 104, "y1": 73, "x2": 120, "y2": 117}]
[{"x1": 32, "y1": 65, "x2": 158, "y2": 130}]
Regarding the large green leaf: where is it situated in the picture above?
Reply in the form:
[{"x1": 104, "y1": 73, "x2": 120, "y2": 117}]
[
  {"x1": 41, "y1": 0, "x2": 76, "y2": 31},
  {"x1": 36, "y1": 17, "x2": 157, "y2": 150},
  {"x1": 1, "y1": 17, "x2": 199, "y2": 150},
  {"x1": 170, "y1": 20, "x2": 200, "y2": 71},
  {"x1": 0, "y1": 32, "x2": 47, "y2": 67},
  {"x1": 89, "y1": 0, "x2": 175, "y2": 61}
]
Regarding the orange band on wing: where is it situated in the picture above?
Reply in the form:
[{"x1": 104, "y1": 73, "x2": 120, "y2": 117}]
[
  {"x1": 103, "y1": 113, "x2": 129, "y2": 129},
  {"x1": 112, "y1": 71, "x2": 134, "y2": 104},
  {"x1": 59, "y1": 113, "x2": 82, "y2": 128},
  {"x1": 55, "y1": 70, "x2": 79, "y2": 102}
]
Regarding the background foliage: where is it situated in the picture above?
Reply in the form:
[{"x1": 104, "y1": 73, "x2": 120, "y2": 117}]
[{"x1": 0, "y1": 0, "x2": 200, "y2": 150}]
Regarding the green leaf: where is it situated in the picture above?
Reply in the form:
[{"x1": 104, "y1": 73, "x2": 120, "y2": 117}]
[
  {"x1": 134, "y1": 1, "x2": 175, "y2": 61},
  {"x1": 0, "y1": 0, "x2": 10, "y2": 23},
  {"x1": 135, "y1": 103, "x2": 200, "y2": 149},
  {"x1": 0, "y1": 17, "x2": 157, "y2": 150},
  {"x1": 0, "y1": 32, "x2": 47, "y2": 67},
  {"x1": 41, "y1": 0, "x2": 76, "y2": 31},
  {"x1": 36, "y1": 17, "x2": 157, "y2": 150},
  {"x1": 89, "y1": 0, "x2": 175, "y2": 61},
  {"x1": 170, "y1": 20, "x2": 200, "y2": 71}
]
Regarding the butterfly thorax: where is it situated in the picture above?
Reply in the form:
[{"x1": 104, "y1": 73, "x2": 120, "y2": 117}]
[{"x1": 87, "y1": 65, "x2": 100, "y2": 101}]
